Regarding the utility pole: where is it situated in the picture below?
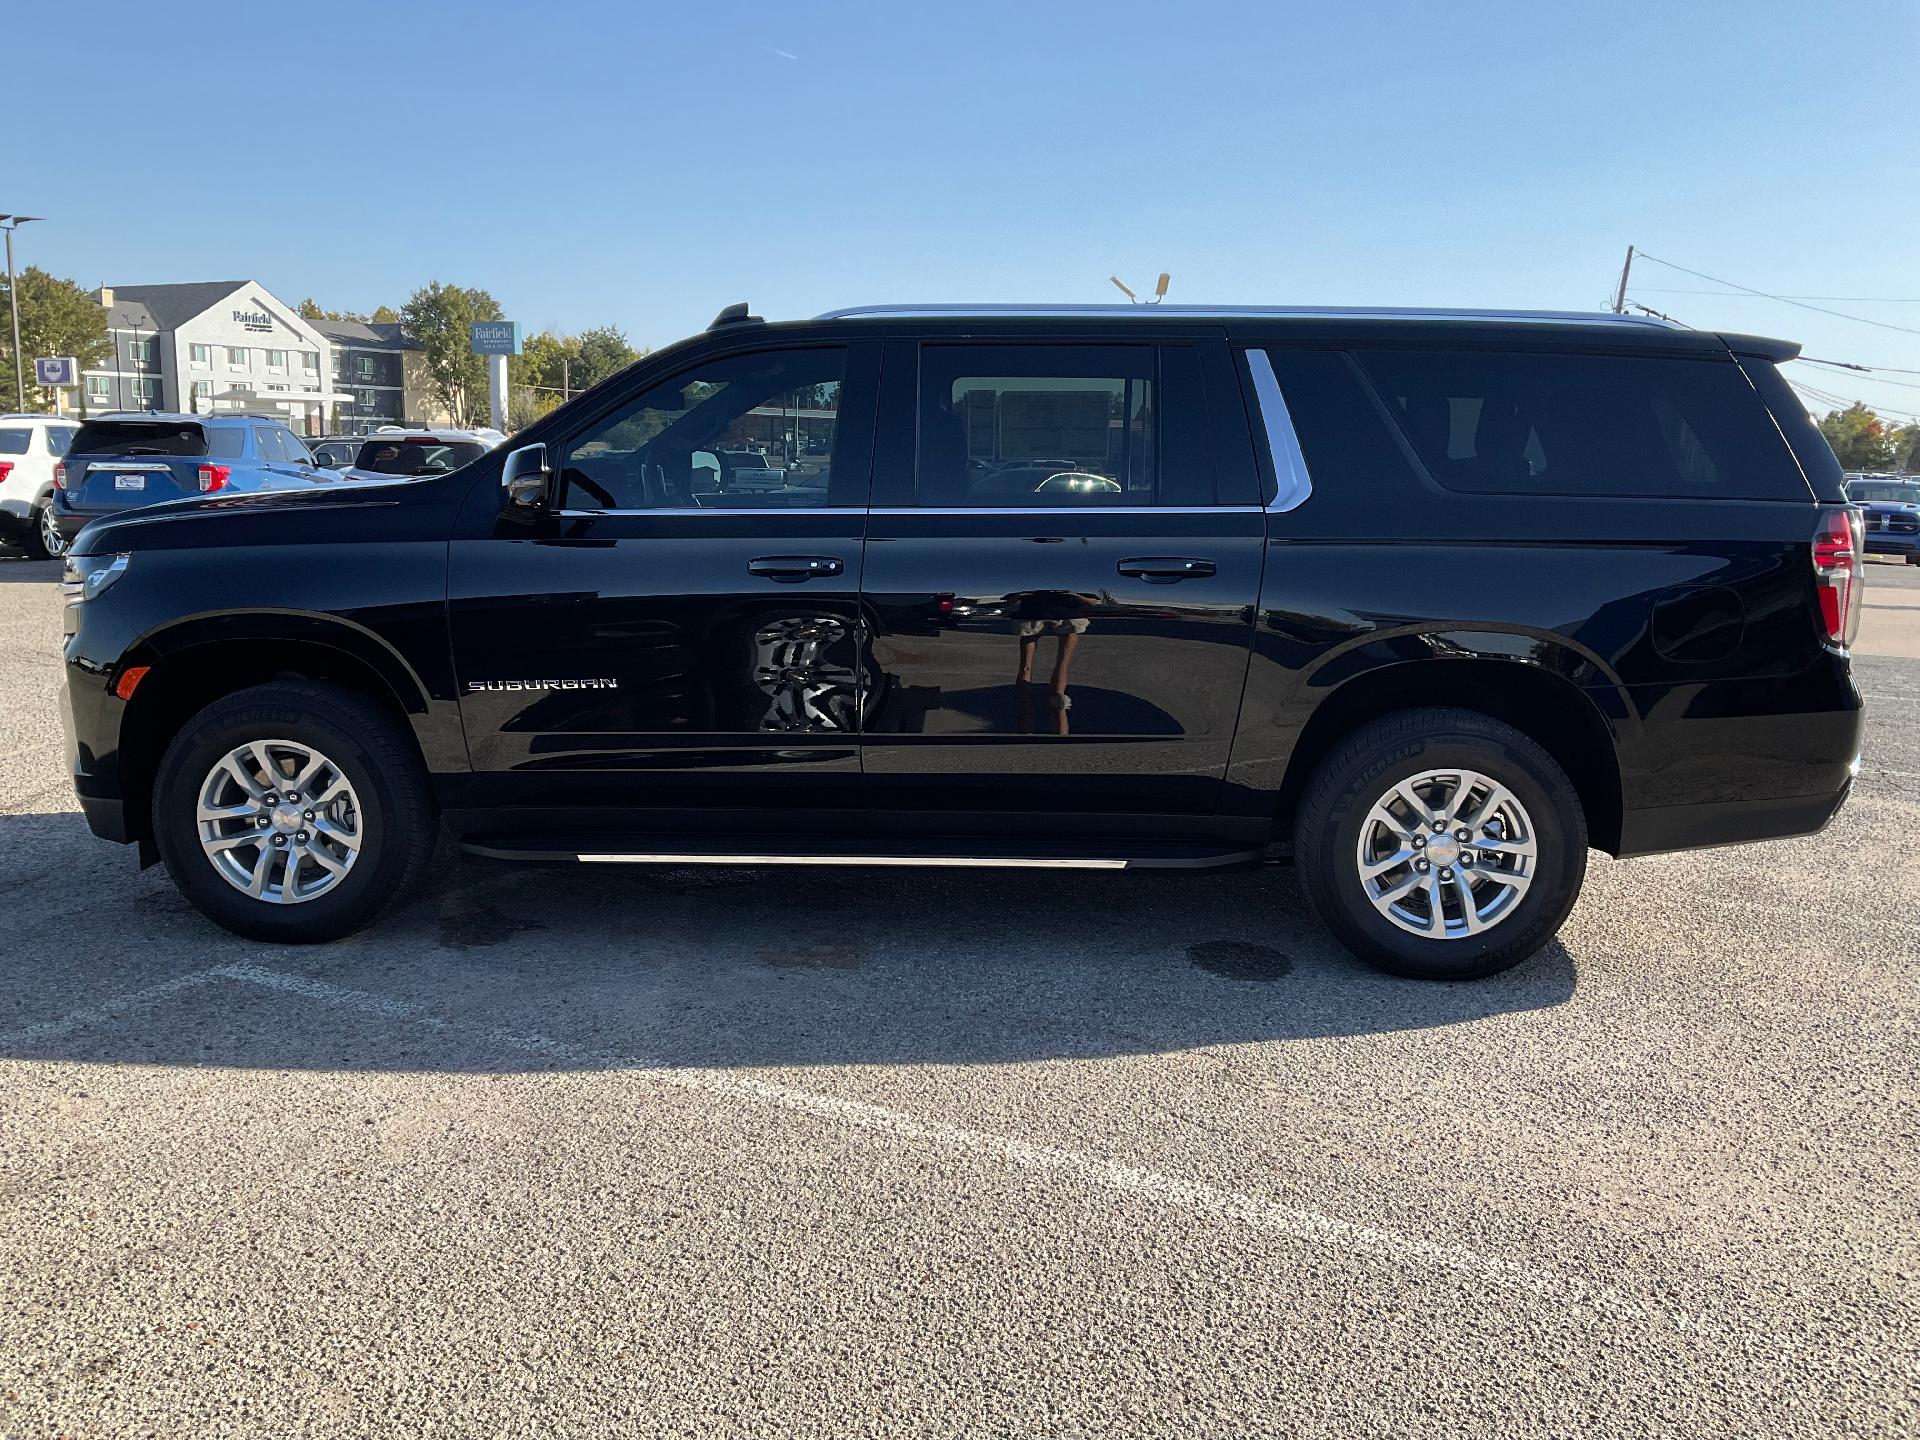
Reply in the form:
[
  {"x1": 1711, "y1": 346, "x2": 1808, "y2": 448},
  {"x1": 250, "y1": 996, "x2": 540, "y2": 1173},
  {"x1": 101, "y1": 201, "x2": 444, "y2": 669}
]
[
  {"x1": 1611, "y1": 245, "x2": 1635, "y2": 314},
  {"x1": 1, "y1": 215, "x2": 43, "y2": 409}
]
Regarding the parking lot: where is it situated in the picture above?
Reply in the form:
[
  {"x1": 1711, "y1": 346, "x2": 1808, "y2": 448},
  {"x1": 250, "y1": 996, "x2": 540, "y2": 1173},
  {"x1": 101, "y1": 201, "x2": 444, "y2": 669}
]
[{"x1": 0, "y1": 555, "x2": 1914, "y2": 1438}]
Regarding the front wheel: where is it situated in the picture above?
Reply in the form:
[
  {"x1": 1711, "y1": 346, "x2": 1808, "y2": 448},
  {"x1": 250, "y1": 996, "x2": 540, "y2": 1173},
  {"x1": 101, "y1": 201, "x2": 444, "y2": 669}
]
[
  {"x1": 1294, "y1": 708, "x2": 1588, "y2": 980},
  {"x1": 151, "y1": 682, "x2": 435, "y2": 942}
]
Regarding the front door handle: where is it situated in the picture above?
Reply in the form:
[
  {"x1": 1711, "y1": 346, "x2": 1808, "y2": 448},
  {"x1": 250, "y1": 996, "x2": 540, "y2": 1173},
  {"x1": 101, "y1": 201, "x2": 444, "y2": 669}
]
[
  {"x1": 1117, "y1": 557, "x2": 1217, "y2": 581},
  {"x1": 749, "y1": 555, "x2": 845, "y2": 582}
]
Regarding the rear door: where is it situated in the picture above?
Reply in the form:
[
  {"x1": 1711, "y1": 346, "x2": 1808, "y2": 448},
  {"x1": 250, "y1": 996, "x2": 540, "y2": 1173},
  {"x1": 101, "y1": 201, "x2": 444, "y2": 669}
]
[{"x1": 859, "y1": 334, "x2": 1267, "y2": 815}]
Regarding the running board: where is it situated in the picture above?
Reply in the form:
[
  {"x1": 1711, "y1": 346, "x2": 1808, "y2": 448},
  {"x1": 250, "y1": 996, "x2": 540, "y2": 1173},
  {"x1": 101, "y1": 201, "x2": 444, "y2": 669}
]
[{"x1": 460, "y1": 835, "x2": 1262, "y2": 871}]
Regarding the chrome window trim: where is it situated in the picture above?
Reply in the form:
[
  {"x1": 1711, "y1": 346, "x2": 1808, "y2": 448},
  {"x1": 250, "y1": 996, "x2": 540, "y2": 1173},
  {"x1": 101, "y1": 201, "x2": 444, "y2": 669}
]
[
  {"x1": 814, "y1": 303, "x2": 1682, "y2": 329},
  {"x1": 866, "y1": 505, "x2": 1263, "y2": 517},
  {"x1": 555, "y1": 506, "x2": 859, "y2": 518},
  {"x1": 1244, "y1": 350, "x2": 1314, "y2": 514},
  {"x1": 552, "y1": 505, "x2": 1266, "y2": 519}
]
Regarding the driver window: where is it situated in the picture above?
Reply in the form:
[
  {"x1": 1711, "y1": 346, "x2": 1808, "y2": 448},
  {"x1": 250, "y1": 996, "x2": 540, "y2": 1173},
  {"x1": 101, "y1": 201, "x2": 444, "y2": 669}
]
[{"x1": 562, "y1": 348, "x2": 847, "y2": 511}]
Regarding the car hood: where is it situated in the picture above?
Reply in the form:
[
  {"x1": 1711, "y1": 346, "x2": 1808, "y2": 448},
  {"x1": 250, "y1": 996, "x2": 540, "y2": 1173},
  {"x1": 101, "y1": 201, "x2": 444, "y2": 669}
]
[{"x1": 69, "y1": 472, "x2": 451, "y2": 556}]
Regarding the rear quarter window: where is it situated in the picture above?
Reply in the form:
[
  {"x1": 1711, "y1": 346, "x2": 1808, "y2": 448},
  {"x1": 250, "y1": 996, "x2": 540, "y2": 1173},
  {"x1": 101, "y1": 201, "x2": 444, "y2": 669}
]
[
  {"x1": 0, "y1": 430, "x2": 28, "y2": 455},
  {"x1": 1353, "y1": 349, "x2": 1812, "y2": 501}
]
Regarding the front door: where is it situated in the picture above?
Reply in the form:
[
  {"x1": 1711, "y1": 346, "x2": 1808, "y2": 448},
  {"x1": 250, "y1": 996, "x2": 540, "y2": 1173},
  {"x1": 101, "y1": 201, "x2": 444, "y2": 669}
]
[
  {"x1": 860, "y1": 338, "x2": 1267, "y2": 815},
  {"x1": 446, "y1": 342, "x2": 880, "y2": 816}
]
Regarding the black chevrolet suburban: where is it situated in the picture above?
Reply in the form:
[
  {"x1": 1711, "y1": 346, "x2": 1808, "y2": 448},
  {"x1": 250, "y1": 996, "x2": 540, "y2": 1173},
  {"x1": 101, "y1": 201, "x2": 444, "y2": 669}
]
[{"x1": 58, "y1": 304, "x2": 1866, "y2": 980}]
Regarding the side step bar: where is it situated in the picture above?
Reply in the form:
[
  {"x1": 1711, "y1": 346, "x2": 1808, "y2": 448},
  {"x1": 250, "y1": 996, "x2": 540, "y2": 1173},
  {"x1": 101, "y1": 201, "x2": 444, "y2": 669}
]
[{"x1": 460, "y1": 836, "x2": 1263, "y2": 871}]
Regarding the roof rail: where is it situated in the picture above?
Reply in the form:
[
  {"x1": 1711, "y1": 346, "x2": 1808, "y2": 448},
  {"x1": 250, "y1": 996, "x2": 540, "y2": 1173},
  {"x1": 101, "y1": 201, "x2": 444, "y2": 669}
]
[{"x1": 812, "y1": 303, "x2": 1684, "y2": 329}]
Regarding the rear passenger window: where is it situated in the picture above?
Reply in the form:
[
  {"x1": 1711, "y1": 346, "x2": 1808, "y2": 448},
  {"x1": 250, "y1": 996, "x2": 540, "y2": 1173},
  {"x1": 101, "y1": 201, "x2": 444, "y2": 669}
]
[
  {"x1": 916, "y1": 346, "x2": 1155, "y2": 506},
  {"x1": 1354, "y1": 350, "x2": 1808, "y2": 500}
]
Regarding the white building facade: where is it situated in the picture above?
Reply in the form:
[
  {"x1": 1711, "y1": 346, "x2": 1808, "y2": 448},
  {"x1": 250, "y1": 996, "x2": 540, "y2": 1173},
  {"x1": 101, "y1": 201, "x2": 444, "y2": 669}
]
[{"x1": 83, "y1": 281, "x2": 351, "y2": 436}]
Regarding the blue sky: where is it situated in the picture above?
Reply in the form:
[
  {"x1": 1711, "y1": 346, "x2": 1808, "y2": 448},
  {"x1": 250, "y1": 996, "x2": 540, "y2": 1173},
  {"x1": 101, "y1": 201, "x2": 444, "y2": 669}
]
[{"x1": 9, "y1": 0, "x2": 1918, "y2": 417}]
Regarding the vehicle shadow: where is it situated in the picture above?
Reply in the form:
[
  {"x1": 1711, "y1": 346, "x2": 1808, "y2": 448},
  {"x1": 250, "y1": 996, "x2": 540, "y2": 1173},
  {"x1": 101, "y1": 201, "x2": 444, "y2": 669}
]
[{"x1": 0, "y1": 810, "x2": 1578, "y2": 1074}]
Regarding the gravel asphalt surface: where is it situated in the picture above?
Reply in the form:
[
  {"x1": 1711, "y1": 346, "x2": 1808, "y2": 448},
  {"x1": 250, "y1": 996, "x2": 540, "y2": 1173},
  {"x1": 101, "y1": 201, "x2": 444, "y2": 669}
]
[{"x1": 1, "y1": 553, "x2": 1915, "y2": 1438}]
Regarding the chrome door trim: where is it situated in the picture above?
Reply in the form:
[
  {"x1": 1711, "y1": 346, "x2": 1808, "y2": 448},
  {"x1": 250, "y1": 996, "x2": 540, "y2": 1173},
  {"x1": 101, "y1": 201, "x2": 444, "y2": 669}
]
[{"x1": 552, "y1": 505, "x2": 1266, "y2": 519}]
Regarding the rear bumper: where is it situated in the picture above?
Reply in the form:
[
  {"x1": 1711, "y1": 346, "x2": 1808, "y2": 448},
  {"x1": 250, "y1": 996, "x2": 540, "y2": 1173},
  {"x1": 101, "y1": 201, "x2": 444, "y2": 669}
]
[{"x1": 1617, "y1": 779, "x2": 1852, "y2": 857}]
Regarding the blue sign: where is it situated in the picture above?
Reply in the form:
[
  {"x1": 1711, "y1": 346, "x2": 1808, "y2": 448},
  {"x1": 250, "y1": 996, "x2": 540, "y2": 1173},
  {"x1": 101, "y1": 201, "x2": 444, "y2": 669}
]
[
  {"x1": 470, "y1": 321, "x2": 521, "y2": 356},
  {"x1": 34, "y1": 357, "x2": 77, "y2": 386}
]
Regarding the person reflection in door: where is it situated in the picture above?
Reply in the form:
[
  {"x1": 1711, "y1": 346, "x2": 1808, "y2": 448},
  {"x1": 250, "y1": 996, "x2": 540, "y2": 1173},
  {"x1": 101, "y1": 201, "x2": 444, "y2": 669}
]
[{"x1": 1012, "y1": 591, "x2": 1097, "y2": 735}]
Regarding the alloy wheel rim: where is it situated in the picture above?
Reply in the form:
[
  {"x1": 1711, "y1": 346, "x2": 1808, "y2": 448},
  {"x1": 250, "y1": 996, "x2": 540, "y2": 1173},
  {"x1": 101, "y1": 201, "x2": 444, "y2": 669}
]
[
  {"x1": 40, "y1": 505, "x2": 66, "y2": 557},
  {"x1": 1355, "y1": 767, "x2": 1538, "y2": 939},
  {"x1": 196, "y1": 739, "x2": 362, "y2": 904}
]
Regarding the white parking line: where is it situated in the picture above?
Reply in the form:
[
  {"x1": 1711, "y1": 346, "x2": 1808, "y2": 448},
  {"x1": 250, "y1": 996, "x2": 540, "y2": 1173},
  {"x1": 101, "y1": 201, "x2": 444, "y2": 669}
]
[
  {"x1": 201, "y1": 961, "x2": 1793, "y2": 1356},
  {"x1": 0, "y1": 968, "x2": 223, "y2": 1048}
]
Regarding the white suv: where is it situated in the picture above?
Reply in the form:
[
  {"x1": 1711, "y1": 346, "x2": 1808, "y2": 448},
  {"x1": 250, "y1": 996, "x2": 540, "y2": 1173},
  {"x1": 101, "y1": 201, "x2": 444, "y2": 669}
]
[{"x1": 0, "y1": 414, "x2": 82, "y2": 559}]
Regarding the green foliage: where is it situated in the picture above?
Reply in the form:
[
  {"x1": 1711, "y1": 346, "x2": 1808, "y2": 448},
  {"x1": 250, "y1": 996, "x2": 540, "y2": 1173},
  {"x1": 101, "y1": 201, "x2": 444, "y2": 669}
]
[
  {"x1": 1891, "y1": 423, "x2": 1920, "y2": 474},
  {"x1": 0, "y1": 267, "x2": 113, "y2": 410},
  {"x1": 400, "y1": 281, "x2": 505, "y2": 427},
  {"x1": 510, "y1": 325, "x2": 646, "y2": 412},
  {"x1": 370, "y1": 305, "x2": 399, "y2": 324},
  {"x1": 297, "y1": 297, "x2": 368, "y2": 323},
  {"x1": 1817, "y1": 403, "x2": 1896, "y2": 472}
]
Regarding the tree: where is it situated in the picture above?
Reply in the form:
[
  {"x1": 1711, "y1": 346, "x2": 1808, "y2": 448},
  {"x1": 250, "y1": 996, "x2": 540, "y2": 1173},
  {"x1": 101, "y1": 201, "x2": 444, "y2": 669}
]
[
  {"x1": 1891, "y1": 423, "x2": 1920, "y2": 474},
  {"x1": 0, "y1": 267, "x2": 113, "y2": 410},
  {"x1": 508, "y1": 325, "x2": 646, "y2": 418},
  {"x1": 572, "y1": 325, "x2": 643, "y2": 390},
  {"x1": 370, "y1": 305, "x2": 399, "y2": 325},
  {"x1": 1817, "y1": 403, "x2": 1896, "y2": 471},
  {"x1": 297, "y1": 297, "x2": 368, "y2": 324},
  {"x1": 400, "y1": 281, "x2": 505, "y2": 427}
]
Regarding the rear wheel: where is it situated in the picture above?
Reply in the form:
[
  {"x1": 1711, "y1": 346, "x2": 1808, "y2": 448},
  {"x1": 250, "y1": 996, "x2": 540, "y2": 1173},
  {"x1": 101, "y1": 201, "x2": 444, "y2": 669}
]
[
  {"x1": 151, "y1": 682, "x2": 434, "y2": 942},
  {"x1": 1294, "y1": 708, "x2": 1587, "y2": 980},
  {"x1": 24, "y1": 498, "x2": 65, "y2": 560}
]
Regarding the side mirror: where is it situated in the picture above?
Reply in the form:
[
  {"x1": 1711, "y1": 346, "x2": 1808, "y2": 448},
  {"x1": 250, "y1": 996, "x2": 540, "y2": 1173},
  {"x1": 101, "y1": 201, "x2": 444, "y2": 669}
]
[{"x1": 502, "y1": 443, "x2": 554, "y2": 510}]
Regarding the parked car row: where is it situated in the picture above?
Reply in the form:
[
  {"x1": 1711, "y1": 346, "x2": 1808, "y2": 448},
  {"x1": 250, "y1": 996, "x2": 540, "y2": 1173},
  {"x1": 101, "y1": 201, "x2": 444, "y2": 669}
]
[
  {"x1": 1844, "y1": 471, "x2": 1920, "y2": 563},
  {"x1": 8, "y1": 414, "x2": 506, "y2": 558}
]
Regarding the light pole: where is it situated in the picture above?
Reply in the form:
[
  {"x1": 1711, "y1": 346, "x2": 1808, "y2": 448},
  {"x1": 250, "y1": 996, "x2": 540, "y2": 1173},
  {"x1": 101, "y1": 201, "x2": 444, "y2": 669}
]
[{"x1": 0, "y1": 215, "x2": 44, "y2": 409}]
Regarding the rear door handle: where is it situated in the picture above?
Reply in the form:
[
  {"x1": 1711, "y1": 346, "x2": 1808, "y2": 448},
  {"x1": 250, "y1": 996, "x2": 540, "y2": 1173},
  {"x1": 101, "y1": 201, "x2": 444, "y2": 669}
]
[
  {"x1": 1117, "y1": 557, "x2": 1217, "y2": 581},
  {"x1": 749, "y1": 555, "x2": 845, "y2": 582}
]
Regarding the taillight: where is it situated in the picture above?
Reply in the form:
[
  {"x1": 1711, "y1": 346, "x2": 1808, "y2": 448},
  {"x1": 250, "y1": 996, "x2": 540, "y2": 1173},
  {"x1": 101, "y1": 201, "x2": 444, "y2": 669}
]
[
  {"x1": 197, "y1": 463, "x2": 230, "y2": 493},
  {"x1": 1813, "y1": 506, "x2": 1864, "y2": 650},
  {"x1": 0, "y1": 461, "x2": 13, "y2": 483},
  {"x1": 52, "y1": 462, "x2": 66, "y2": 490}
]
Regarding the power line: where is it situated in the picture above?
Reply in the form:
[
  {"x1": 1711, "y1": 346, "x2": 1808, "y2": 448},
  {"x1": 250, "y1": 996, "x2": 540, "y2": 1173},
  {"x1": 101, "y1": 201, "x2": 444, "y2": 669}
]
[
  {"x1": 1633, "y1": 251, "x2": 1920, "y2": 338},
  {"x1": 1789, "y1": 380, "x2": 1920, "y2": 423},
  {"x1": 1797, "y1": 356, "x2": 1920, "y2": 377},
  {"x1": 1792, "y1": 360, "x2": 1920, "y2": 393},
  {"x1": 1630, "y1": 287, "x2": 1920, "y2": 303}
]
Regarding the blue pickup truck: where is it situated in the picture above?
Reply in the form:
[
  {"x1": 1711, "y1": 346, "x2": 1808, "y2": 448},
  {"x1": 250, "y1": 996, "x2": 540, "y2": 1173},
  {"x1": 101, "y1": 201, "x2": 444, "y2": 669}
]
[
  {"x1": 48, "y1": 413, "x2": 331, "y2": 557},
  {"x1": 1846, "y1": 475, "x2": 1920, "y2": 564}
]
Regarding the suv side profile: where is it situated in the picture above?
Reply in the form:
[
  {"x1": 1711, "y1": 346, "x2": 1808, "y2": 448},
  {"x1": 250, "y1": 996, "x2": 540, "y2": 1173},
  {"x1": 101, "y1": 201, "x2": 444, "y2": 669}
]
[
  {"x1": 58, "y1": 304, "x2": 1865, "y2": 980},
  {"x1": 50, "y1": 412, "x2": 327, "y2": 551},
  {"x1": 0, "y1": 413, "x2": 81, "y2": 559}
]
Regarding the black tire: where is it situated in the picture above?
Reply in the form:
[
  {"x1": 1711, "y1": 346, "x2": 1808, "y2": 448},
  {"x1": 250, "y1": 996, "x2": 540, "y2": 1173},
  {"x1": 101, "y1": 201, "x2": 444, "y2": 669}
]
[
  {"x1": 22, "y1": 497, "x2": 62, "y2": 561},
  {"x1": 1907, "y1": 553, "x2": 1920, "y2": 566},
  {"x1": 151, "y1": 681, "x2": 435, "y2": 943},
  {"x1": 1293, "y1": 707, "x2": 1587, "y2": 981}
]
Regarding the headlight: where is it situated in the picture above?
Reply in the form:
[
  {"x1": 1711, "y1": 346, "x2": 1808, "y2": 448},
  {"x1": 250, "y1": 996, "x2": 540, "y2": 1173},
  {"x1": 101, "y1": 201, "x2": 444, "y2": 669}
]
[{"x1": 61, "y1": 553, "x2": 130, "y2": 608}]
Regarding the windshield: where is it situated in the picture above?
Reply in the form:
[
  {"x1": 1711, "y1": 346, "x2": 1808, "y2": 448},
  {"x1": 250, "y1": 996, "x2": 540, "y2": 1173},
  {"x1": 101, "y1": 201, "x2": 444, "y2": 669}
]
[
  {"x1": 69, "y1": 420, "x2": 207, "y2": 457},
  {"x1": 1848, "y1": 481, "x2": 1918, "y2": 503},
  {"x1": 353, "y1": 439, "x2": 487, "y2": 475}
]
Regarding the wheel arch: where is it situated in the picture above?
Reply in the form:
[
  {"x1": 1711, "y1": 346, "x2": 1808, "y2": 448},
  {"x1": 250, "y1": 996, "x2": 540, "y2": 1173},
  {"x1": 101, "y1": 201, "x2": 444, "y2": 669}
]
[
  {"x1": 115, "y1": 614, "x2": 437, "y2": 857},
  {"x1": 1274, "y1": 652, "x2": 1627, "y2": 856}
]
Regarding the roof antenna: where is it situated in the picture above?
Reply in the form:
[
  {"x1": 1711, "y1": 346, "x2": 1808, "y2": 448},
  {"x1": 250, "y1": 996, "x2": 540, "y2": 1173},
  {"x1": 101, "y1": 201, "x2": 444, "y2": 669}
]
[{"x1": 1109, "y1": 273, "x2": 1171, "y2": 305}]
